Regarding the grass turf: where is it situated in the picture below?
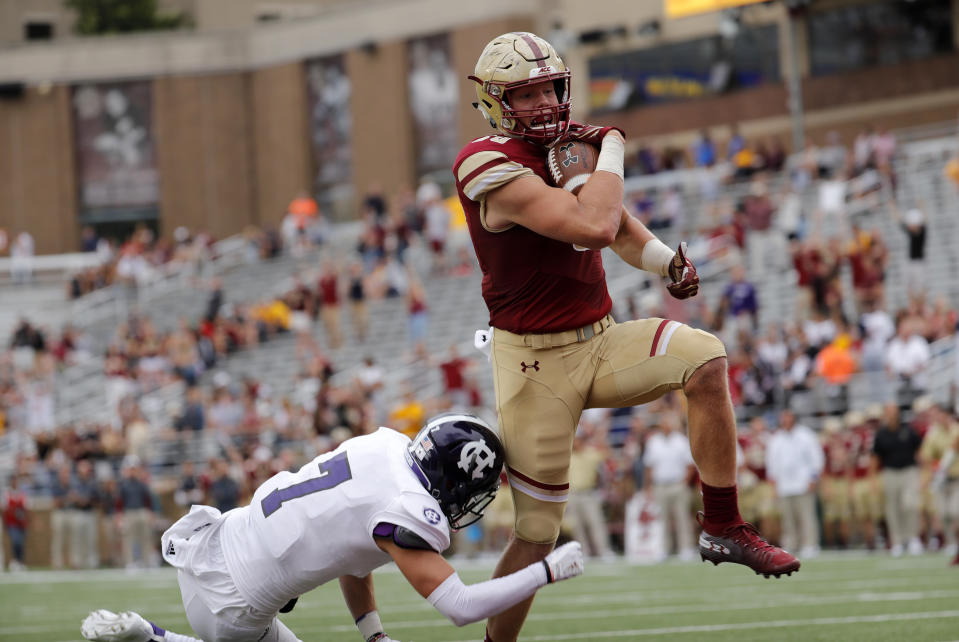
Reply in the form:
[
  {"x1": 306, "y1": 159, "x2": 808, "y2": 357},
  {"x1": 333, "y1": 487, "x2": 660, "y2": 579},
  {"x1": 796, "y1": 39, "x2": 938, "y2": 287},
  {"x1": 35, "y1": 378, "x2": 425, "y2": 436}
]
[{"x1": 1, "y1": 552, "x2": 957, "y2": 641}]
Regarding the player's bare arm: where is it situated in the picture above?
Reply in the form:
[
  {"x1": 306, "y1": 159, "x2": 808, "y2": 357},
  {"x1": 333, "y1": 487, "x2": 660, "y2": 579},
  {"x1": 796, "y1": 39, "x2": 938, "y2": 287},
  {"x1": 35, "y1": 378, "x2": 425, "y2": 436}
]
[
  {"x1": 339, "y1": 574, "x2": 394, "y2": 642},
  {"x1": 482, "y1": 174, "x2": 620, "y2": 247},
  {"x1": 609, "y1": 205, "x2": 658, "y2": 267},
  {"x1": 483, "y1": 150, "x2": 623, "y2": 249},
  {"x1": 339, "y1": 574, "x2": 378, "y2": 620},
  {"x1": 376, "y1": 537, "x2": 457, "y2": 597},
  {"x1": 609, "y1": 206, "x2": 700, "y2": 300}
]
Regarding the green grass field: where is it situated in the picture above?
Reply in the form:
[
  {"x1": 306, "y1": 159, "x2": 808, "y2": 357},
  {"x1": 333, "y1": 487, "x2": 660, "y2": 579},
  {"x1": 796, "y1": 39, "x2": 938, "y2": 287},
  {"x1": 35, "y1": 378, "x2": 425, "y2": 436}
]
[{"x1": 1, "y1": 552, "x2": 957, "y2": 641}]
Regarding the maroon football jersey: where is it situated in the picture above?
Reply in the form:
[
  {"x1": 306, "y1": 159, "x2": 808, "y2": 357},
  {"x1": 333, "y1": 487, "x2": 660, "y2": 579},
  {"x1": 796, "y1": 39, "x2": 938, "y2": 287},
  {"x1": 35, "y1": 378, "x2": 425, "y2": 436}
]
[
  {"x1": 453, "y1": 134, "x2": 611, "y2": 333},
  {"x1": 822, "y1": 433, "x2": 853, "y2": 478},
  {"x1": 738, "y1": 432, "x2": 768, "y2": 481},
  {"x1": 849, "y1": 424, "x2": 877, "y2": 479}
]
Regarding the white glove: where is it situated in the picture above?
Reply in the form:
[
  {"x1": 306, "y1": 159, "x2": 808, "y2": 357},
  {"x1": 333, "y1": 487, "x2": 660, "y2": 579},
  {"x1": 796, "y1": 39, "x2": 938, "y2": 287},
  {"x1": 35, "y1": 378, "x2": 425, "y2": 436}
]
[
  {"x1": 543, "y1": 541, "x2": 584, "y2": 584},
  {"x1": 474, "y1": 327, "x2": 493, "y2": 361}
]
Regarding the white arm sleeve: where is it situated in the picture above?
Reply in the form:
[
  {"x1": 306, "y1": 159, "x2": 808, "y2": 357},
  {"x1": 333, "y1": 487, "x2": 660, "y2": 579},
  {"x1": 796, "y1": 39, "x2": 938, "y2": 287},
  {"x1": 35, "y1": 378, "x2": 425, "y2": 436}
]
[{"x1": 427, "y1": 565, "x2": 547, "y2": 627}]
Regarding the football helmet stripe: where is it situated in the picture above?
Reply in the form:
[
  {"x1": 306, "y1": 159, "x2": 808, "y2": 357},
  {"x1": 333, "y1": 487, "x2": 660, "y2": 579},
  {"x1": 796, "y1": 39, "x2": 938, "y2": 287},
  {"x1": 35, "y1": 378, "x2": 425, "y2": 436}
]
[
  {"x1": 425, "y1": 412, "x2": 494, "y2": 433},
  {"x1": 517, "y1": 32, "x2": 547, "y2": 66}
]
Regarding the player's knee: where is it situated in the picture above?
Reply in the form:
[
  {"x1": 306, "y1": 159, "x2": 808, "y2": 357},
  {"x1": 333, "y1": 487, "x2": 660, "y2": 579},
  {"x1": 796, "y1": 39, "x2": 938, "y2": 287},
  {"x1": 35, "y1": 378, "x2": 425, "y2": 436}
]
[
  {"x1": 514, "y1": 514, "x2": 561, "y2": 544},
  {"x1": 684, "y1": 353, "x2": 728, "y2": 399},
  {"x1": 513, "y1": 499, "x2": 564, "y2": 544}
]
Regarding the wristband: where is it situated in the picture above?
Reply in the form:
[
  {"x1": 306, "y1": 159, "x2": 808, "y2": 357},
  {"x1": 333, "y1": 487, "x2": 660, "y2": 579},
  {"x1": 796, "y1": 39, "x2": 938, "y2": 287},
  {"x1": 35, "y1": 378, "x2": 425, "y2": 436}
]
[
  {"x1": 595, "y1": 133, "x2": 625, "y2": 181},
  {"x1": 640, "y1": 238, "x2": 674, "y2": 277},
  {"x1": 356, "y1": 610, "x2": 384, "y2": 642},
  {"x1": 541, "y1": 559, "x2": 554, "y2": 584}
]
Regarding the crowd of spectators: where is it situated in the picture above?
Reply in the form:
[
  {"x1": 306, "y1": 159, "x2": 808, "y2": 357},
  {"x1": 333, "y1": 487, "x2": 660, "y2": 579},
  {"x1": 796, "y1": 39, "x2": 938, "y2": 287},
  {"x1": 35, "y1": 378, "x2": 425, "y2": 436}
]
[{"x1": 4, "y1": 123, "x2": 959, "y2": 570}]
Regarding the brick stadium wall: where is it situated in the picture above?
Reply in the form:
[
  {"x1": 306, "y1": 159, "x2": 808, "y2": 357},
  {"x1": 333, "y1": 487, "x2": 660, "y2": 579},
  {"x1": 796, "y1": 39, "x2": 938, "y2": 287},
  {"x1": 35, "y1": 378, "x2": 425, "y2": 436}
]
[
  {"x1": 347, "y1": 40, "x2": 417, "y2": 210},
  {"x1": 451, "y1": 17, "x2": 537, "y2": 147},
  {"x1": 249, "y1": 62, "x2": 312, "y2": 229},
  {"x1": 3, "y1": 36, "x2": 959, "y2": 253},
  {"x1": 0, "y1": 86, "x2": 78, "y2": 254},
  {"x1": 803, "y1": 54, "x2": 959, "y2": 111},
  {"x1": 154, "y1": 73, "x2": 257, "y2": 239}
]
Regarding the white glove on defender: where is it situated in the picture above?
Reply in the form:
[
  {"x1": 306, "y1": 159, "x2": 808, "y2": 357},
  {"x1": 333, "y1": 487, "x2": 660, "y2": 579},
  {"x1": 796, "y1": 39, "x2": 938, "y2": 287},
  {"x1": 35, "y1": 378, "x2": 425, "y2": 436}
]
[{"x1": 543, "y1": 541, "x2": 584, "y2": 583}]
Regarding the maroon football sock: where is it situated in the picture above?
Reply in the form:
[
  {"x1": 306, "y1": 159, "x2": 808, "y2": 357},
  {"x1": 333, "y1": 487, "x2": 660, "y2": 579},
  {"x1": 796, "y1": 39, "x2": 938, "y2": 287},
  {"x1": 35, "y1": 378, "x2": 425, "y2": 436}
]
[
  {"x1": 485, "y1": 628, "x2": 494, "y2": 642},
  {"x1": 700, "y1": 482, "x2": 743, "y2": 534}
]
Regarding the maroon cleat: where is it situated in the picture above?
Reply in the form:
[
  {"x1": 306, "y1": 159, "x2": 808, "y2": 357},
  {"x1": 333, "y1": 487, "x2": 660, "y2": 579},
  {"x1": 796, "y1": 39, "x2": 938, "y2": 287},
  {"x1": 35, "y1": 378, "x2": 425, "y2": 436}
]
[{"x1": 697, "y1": 512, "x2": 800, "y2": 578}]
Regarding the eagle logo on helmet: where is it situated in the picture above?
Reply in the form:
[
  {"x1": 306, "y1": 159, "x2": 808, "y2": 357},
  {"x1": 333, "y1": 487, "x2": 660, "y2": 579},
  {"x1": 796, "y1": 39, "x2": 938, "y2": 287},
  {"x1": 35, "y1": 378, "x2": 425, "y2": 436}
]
[{"x1": 468, "y1": 32, "x2": 571, "y2": 146}]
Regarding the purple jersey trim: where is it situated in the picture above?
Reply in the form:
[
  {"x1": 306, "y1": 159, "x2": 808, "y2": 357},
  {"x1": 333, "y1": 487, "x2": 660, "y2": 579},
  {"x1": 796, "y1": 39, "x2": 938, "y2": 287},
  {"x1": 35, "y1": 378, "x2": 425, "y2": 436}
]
[{"x1": 372, "y1": 522, "x2": 395, "y2": 538}]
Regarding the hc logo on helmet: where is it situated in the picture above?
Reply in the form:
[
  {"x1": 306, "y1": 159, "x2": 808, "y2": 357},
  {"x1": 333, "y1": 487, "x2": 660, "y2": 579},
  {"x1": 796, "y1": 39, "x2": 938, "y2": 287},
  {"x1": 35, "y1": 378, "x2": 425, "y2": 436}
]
[{"x1": 458, "y1": 440, "x2": 497, "y2": 480}]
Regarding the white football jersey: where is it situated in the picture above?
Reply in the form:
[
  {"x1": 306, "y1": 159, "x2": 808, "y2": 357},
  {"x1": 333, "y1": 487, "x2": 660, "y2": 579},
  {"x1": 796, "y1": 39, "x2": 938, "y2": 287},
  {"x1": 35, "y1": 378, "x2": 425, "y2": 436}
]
[{"x1": 220, "y1": 428, "x2": 451, "y2": 614}]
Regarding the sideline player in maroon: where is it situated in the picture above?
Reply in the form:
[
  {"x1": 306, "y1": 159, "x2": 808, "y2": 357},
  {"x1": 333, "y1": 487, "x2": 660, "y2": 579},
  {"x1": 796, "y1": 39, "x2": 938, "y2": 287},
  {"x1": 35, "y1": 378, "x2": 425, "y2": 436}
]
[{"x1": 454, "y1": 32, "x2": 800, "y2": 642}]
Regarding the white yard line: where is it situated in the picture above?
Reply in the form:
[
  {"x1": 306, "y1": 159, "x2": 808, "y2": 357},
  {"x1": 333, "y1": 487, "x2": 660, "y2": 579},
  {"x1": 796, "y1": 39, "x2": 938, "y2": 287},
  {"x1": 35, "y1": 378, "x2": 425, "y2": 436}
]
[
  {"x1": 317, "y1": 591, "x2": 959, "y2": 633},
  {"x1": 438, "y1": 610, "x2": 959, "y2": 641}
]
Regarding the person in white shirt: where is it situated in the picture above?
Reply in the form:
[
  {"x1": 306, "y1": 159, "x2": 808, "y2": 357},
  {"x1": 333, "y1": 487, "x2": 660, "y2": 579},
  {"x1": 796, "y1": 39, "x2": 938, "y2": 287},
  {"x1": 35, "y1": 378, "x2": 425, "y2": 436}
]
[
  {"x1": 860, "y1": 300, "x2": 896, "y2": 403},
  {"x1": 643, "y1": 412, "x2": 696, "y2": 559},
  {"x1": 10, "y1": 230, "x2": 34, "y2": 284},
  {"x1": 766, "y1": 409, "x2": 824, "y2": 557},
  {"x1": 81, "y1": 414, "x2": 584, "y2": 642},
  {"x1": 418, "y1": 181, "x2": 451, "y2": 274},
  {"x1": 885, "y1": 317, "x2": 931, "y2": 392}
]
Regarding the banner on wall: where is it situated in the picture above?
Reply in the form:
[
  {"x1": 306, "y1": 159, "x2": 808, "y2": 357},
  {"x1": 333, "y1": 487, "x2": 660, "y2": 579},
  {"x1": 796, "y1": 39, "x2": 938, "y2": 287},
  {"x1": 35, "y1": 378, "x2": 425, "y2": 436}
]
[
  {"x1": 306, "y1": 54, "x2": 353, "y2": 195},
  {"x1": 72, "y1": 81, "x2": 159, "y2": 220},
  {"x1": 408, "y1": 33, "x2": 458, "y2": 176},
  {"x1": 588, "y1": 26, "x2": 779, "y2": 113}
]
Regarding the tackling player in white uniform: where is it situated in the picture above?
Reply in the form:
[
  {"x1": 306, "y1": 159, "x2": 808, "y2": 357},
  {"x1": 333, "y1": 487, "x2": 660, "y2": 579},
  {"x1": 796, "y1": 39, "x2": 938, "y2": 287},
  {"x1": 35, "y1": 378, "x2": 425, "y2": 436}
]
[{"x1": 81, "y1": 413, "x2": 584, "y2": 642}]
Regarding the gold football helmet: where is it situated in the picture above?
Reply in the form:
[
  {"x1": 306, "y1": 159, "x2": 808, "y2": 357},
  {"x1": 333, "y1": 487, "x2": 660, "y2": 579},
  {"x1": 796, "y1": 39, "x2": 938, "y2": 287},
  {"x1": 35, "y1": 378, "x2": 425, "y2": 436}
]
[{"x1": 469, "y1": 32, "x2": 571, "y2": 145}]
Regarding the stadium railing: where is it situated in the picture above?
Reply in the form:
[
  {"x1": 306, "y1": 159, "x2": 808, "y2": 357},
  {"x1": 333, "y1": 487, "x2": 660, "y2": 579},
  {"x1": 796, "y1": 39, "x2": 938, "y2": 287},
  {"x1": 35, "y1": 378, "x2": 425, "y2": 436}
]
[{"x1": 69, "y1": 235, "x2": 249, "y2": 330}]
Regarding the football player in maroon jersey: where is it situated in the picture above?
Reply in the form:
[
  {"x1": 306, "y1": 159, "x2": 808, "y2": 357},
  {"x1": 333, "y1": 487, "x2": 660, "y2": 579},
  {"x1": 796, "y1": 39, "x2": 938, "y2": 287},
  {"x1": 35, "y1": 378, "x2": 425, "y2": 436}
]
[{"x1": 456, "y1": 32, "x2": 799, "y2": 642}]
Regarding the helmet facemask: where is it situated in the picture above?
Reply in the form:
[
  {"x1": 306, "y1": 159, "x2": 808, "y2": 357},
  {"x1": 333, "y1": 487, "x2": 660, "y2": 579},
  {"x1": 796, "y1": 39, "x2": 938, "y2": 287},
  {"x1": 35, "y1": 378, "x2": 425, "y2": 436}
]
[
  {"x1": 484, "y1": 75, "x2": 571, "y2": 145},
  {"x1": 444, "y1": 478, "x2": 500, "y2": 530}
]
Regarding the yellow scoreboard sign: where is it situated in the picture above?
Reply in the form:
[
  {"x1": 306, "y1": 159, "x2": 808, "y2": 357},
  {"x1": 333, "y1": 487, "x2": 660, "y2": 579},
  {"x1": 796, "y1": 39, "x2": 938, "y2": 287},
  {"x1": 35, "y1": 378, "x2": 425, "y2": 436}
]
[{"x1": 665, "y1": 0, "x2": 767, "y2": 19}]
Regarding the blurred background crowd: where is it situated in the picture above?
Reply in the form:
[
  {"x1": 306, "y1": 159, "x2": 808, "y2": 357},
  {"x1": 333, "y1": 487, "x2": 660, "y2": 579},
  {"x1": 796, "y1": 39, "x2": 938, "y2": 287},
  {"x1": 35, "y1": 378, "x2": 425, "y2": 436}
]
[
  {"x1": 3, "y1": 121, "x2": 959, "y2": 570},
  {"x1": 2, "y1": 0, "x2": 959, "y2": 571}
]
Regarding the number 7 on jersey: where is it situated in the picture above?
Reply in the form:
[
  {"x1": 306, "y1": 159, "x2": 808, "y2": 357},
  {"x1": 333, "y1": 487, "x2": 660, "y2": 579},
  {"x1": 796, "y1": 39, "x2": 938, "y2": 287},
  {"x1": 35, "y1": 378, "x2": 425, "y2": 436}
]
[{"x1": 261, "y1": 451, "x2": 353, "y2": 517}]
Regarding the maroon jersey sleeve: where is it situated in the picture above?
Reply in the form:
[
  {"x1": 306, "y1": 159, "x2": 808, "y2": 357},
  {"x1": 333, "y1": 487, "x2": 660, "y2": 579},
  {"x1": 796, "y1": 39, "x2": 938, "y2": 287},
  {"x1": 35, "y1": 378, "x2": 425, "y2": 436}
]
[{"x1": 454, "y1": 135, "x2": 543, "y2": 203}]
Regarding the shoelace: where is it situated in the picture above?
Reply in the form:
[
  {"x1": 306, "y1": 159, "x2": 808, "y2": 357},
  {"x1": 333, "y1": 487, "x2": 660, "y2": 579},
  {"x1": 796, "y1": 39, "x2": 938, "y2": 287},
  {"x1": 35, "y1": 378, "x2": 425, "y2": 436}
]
[{"x1": 726, "y1": 522, "x2": 778, "y2": 554}]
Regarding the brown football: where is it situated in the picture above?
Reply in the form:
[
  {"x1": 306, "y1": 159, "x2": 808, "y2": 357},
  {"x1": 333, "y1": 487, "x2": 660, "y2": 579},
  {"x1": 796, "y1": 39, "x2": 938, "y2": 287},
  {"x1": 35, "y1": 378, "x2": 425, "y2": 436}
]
[{"x1": 547, "y1": 140, "x2": 599, "y2": 194}]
